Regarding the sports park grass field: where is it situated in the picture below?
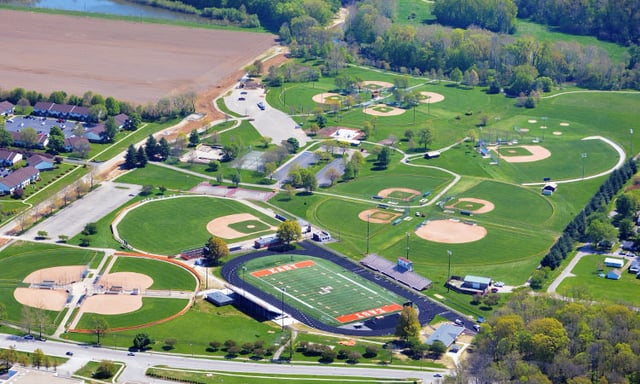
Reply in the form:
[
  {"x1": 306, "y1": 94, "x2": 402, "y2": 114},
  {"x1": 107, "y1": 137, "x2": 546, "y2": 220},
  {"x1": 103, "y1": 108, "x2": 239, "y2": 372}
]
[
  {"x1": 0, "y1": 242, "x2": 103, "y2": 326},
  {"x1": 116, "y1": 196, "x2": 279, "y2": 255},
  {"x1": 75, "y1": 298, "x2": 189, "y2": 329},
  {"x1": 242, "y1": 254, "x2": 407, "y2": 326},
  {"x1": 109, "y1": 256, "x2": 197, "y2": 291}
]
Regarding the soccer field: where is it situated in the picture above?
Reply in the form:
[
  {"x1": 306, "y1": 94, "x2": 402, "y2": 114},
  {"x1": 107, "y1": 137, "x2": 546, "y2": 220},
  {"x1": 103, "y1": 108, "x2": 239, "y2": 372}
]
[{"x1": 243, "y1": 255, "x2": 405, "y2": 326}]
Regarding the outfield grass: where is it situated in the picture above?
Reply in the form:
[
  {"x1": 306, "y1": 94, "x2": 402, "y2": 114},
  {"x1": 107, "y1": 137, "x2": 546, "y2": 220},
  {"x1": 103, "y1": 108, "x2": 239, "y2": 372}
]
[
  {"x1": 556, "y1": 254, "x2": 640, "y2": 306},
  {"x1": 64, "y1": 299, "x2": 280, "y2": 354},
  {"x1": 109, "y1": 256, "x2": 197, "y2": 291},
  {"x1": 243, "y1": 254, "x2": 407, "y2": 326},
  {"x1": 117, "y1": 196, "x2": 279, "y2": 255},
  {"x1": 76, "y1": 298, "x2": 189, "y2": 330}
]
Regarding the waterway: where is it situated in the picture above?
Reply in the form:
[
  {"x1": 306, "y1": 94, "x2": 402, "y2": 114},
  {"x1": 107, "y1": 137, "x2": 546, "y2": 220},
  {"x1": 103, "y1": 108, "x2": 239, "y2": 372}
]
[{"x1": 1, "y1": 0, "x2": 203, "y2": 22}]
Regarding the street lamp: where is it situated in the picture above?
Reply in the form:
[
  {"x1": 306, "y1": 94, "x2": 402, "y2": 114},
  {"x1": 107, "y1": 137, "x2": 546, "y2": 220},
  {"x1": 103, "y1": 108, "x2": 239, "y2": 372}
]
[
  {"x1": 280, "y1": 287, "x2": 286, "y2": 332},
  {"x1": 405, "y1": 232, "x2": 410, "y2": 260},
  {"x1": 630, "y1": 129, "x2": 634, "y2": 158},
  {"x1": 581, "y1": 153, "x2": 588, "y2": 180},
  {"x1": 447, "y1": 250, "x2": 452, "y2": 293}
]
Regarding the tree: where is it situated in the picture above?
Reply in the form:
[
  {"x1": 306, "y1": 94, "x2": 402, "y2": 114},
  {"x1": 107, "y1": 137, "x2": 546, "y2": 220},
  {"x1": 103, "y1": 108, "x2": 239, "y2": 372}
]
[
  {"x1": 207, "y1": 160, "x2": 220, "y2": 172},
  {"x1": 204, "y1": 236, "x2": 229, "y2": 265},
  {"x1": 299, "y1": 168, "x2": 318, "y2": 192},
  {"x1": 127, "y1": 112, "x2": 141, "y2": 131},
  {"x1": 31, "y1": 348, "x2": 45, "y2": 368},
  {"x1": 94, "y1": 360, "x2": 117, "y2": 379},
  {"x1": 105, "y1": 96, "x2": 120, "y2": 115},
  {"x1": 264, "y1": 162, "x2": 277, "y2": 180},
  {"x1": 376, "y1": 146, "x2": 391, "y2": 169},
  {"x1": 90, "y1": 316, "x2": 108, "y2": 345},
  {"x1": 163, "y1": 338, "x2": 177, "y2": 350},
  {"x1": 450, "y1": 67, "x2": 463, "y2": 83},
  {"x1": 482, "y1": 293, "x2": 500, "y2": 307},
  {"x1": 429, "y1": 340, "x2": 447, "y2": 358},
  {"x1": 88, "y1": 104, "x2": 107, "y2": 123},
  {"x1": 417, "y1": 127, "x2": 434, "y2": 150},
  {"x1": 231, "y1": 172, "x2": 241, "y2": 187},
  {"x1": 616, "y1": 194, "x2": 636, "y2": 218},
  {"x1": 133, "y1": 333, "x2": 151, "y2": 351},
  {"x1": 188, "y1": 130, "x2": 199, "y2": 147},
  {"x1": 136, "y1": 146, "x2": 148, "y2": 168},
  {"x1": 277, "y1": 220, "x2": 302, "y2": 246},
  {"x1": 83, "y1": 222, "x2": 98, "y2": 235},
  {"x1": 395, "y1": 305, "x2": 420, "y2": 340},
  {"x1": 145, "y1": 135, "x2": 158, "y2": 160},
  {"x1": 47, "y1": 125, "x2": 65, "y2": 154},
  {"x1": 19, "y1": 127, "x2": 38, "y2": 149},
  {"x1": 325, "y1": 167, "x2": 341, "y2": 186},
  {"x1": 158, "y1": 137, "x2": 170, "y2": 160},
  {"x1": 286, "y1": 137, "x2": 300, "y2": 153},
  {"x1": 36, "y1": 230, "x2": 48, "y2": 240},
  {"x1": 0, "y1": 345, "x2": 17, "y2": 368},
  {"x1": 0, "y1": 127, "x2": 13, "y2": 147},
  {"x1": 585, "y1": 219, "x2": 617, "y2": 246},
  {"x1": 259, "y1": 136, "x2": 272, "y2": 148},
  {"x1": 350, "y1": 151, "x2": 365, "y2": 177},
  {"x1": 124, "y1": 145, "x2": 138, "y2": 169}
]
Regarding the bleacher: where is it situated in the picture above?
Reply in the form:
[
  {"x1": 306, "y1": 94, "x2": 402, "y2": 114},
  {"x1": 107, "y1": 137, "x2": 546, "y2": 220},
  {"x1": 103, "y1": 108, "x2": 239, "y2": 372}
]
[
  {"x1": 360, "y1": 254, "x2": 432, "y2": 291},
  {"x1": 180, "y1": 247, "x2": 205, "y2": 260}
]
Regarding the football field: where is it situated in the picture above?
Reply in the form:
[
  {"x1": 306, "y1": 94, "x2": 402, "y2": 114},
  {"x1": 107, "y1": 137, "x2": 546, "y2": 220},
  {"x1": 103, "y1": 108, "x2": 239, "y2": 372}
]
[{"x1": 243, "y1": 255, "x2": 405, "y2": 326}]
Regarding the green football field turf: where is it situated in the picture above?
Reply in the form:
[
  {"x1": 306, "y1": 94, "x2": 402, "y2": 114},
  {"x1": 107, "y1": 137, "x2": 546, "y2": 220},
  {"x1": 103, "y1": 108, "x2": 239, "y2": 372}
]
[{"x1": 242, "y1": 255, "x2": 406, "y2": 326}]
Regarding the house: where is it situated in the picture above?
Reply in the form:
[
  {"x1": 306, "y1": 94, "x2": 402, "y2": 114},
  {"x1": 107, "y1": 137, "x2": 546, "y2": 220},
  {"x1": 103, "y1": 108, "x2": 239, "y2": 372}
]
[
  {"x1": 426, "y1": 323, "x2": 465, "y2": 348},
  {"x1": 621, "y1": 240, "x2": 635, "y2": 251},
  {"x1": 606, "y1": 269, "x2": 622, "y2": 280},
  {"x1": 50, "y1": 103, "x2": 75, "y2": 118},
  {"x1": 0, "y1": 100, "x2": 14, "y2": 115},
  {"x1": 0, "y1": 166, "x2": 40, "y2": 195},
  {"x1": 542, "y1": 182, "x2": 557, "y2": 195},
  {"x1": 27, "y1": 154, "x2": 55, "y2": 171},
  {"x1": 84, "y1": 124, "x2": 105, "y2": 142},
  {"x1": 68, "y1": 105, "x2": 90, "y2": 121},
  {"x1": 604, "y1": 257, "x2": 624, "y2": 268},
  {"x1": 0, "y1": 149, "x2": 23, "y2": 166},
  {"x1": 33, "y1": 101, "x2": 55, "y2": 116},
  {"x1": 462, "y1": 275, "x2": 492, "y2": 291},
  {"x1": 113, "y1": 113, "x2": 130, "y2": 129},
  {"x1": 64, "y1": 136, "x2": 91, "y2": 153},
  {"x1": 628, "y1": 259, "x2": 640, "y2": 274}
]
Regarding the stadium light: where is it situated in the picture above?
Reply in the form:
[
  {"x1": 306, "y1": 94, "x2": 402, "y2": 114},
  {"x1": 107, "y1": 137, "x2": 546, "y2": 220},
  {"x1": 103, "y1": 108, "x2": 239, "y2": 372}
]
[
  {"x1": 366, "y1": 214, "x2": 371, "y2": 255},
  {"x1": 581, "y1": 153, "x2": 588, "y2": 180},
  {"x1": 241, "y1": 266, "x2": 247, "y2": 297},
  {"x1": 405, "y1": 232, "x2": 410, "y2": 260},
  {"x1": 447, "y1": 250, "x2": 452, "y2": 293},
  {"x1": 631, "y1": 129, "x2": 634, "y2": 157}
]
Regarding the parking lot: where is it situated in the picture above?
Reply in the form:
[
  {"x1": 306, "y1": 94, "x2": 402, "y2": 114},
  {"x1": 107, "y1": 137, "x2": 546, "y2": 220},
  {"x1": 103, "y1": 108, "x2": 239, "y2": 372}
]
[{"x1": 4, "y1": 116, "x2": 77, "y2": 138}]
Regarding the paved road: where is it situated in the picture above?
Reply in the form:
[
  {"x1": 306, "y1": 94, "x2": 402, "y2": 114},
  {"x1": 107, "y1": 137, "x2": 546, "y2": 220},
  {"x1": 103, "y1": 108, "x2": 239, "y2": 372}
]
[
  {"x1": 224, "y1": 86, "x2": 308, "y2": 146},
  {"x1": 22, "y1": 181, "x2": 141, "y2": 241},
  {"x1": 0, "y1": 333, "x2": 445, "y2": 383}
]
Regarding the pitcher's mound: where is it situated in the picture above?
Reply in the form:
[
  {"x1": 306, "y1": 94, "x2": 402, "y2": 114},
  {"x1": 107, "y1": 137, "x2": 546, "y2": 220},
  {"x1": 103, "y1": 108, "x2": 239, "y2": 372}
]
[{"x1": 416, "y1": 219, "x2": 487, "y2": 243}]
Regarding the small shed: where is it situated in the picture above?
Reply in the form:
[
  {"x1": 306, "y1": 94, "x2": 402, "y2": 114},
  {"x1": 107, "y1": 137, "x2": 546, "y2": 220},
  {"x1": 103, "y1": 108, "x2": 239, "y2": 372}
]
[
  {"x1": 462, "y1": 275, "x2": 492, "y2": 290},
  {"x1": 424, "y1": 151, "x2": 441, "y2": 159},
  {"x1": 606, "y1": 269, "x2": 622, "y2": 280},
  {"x1": 604, "y1": 257, "x2": 624, "y2": 268},
  {"x1": 542, "y1": 182, "x2": 557, "y2": 195}
]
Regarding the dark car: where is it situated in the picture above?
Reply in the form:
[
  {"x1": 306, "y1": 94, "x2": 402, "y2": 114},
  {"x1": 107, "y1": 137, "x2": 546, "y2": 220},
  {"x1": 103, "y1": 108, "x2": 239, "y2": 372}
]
[
  {"x1": 127, "y1": 352, "x2": 135, "y2": 356},
  {"x1": 257, "y1": 101, "x2": 265, "y2": 110},
  {"x1": 23, "y1": 334, "x2": 34, "y2": 340},
  {"x1": 65, "y1": 351, "x2": 74, "y2": 356},
  {"x1": 238, "y1": 97, "x2": 246, "y2": 101}
]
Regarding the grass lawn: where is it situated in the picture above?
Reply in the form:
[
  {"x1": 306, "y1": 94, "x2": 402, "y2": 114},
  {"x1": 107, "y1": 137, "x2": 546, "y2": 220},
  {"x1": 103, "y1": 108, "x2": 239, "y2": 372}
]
[
  {"x1": 116, "y1": 196, "x2": 279, "y2": 255},
  {"x1": 64, "y1": 299, "x2": 280, "y2": 355},
  {"x1": 74, "y1": 360, "x2": 124, "y2": 382},
  {"x1": 147, "y1": 367, "x2": 418, "y2": 383},
  {"x1": 109, "y1": 256, "x2": 197, "y2": 291},
  {"x1": 75, "y1": 298, "x2": 189, "y2": 330},
  {"x1": 228, "y1": 220, "x2": 271, "y2": 234},
  {"x1": 115, "y1": 163, "x2": 204, "y2": 191},
  {"x1": 243, "y1": 254, "x2": 407, "y2": 326},
  {"x1": 556, "y1": 254, "x2": 640, "y2": 306}
]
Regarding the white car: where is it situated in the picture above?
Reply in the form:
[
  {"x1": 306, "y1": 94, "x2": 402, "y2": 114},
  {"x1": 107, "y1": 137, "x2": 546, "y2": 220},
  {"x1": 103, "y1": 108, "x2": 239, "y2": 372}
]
[{"x1": 494, "y1": 281, "x2": 504, "y2": 287}]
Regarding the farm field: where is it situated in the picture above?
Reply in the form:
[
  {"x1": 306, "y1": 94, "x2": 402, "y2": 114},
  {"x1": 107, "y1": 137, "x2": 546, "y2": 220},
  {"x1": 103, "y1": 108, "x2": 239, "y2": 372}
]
[
  {"x1": 116, "y1": 196, "x2": 280, "y2": 255},
  {"x1": 0, "y1": 10, "x2": 276, "y2": 103},
  {"x1": 242, "y1": 254, "x2": 407, "y2": 326}
]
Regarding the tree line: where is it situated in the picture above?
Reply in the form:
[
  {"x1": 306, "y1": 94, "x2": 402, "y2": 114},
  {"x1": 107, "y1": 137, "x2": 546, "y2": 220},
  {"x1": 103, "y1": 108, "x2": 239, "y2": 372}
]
[
  {"x1": 541, "y1": 159, "x2": 638, "y2": 270},
  {"x1": 464, "y1": 290, "x2": 640, "y2": 383}
]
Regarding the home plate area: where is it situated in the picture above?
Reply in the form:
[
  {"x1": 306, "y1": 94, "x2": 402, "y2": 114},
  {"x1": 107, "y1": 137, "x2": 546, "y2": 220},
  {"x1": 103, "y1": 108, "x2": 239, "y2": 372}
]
[{"x1": 248, "y1": 258, "x2": 405, "y2": 326}]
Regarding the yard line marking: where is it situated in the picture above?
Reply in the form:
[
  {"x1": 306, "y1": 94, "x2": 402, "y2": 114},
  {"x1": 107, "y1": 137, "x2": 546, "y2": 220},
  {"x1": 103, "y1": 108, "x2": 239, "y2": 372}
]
[{"x1": 250, "y1": 260, "x2": 315, "y2": 277}]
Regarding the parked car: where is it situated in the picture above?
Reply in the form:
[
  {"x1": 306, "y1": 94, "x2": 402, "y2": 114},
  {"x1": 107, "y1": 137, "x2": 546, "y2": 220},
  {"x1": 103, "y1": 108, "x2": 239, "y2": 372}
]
[
  {"x1": 23, "y1": 334, "x2": 34, "y2": 340},
  {"x1": 494, "y1": 281, "x2": 504, "y2": 287},
  {"x1": 65, "y1": 351, "x2": 73, "y2": 356},
  {"x1": 238, "y1": 97, "x2": 245, "y2": 101},
  {"x1": 127, "y1": 352, "x2": 135, "y2": 356}
]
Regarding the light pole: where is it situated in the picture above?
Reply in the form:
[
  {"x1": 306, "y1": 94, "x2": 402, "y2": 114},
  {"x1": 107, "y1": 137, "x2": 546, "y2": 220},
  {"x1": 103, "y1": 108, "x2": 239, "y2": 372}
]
[
  {"x1": 581, "y1": 153, "x2": 588, "y2": 180},
  {"x1": 366, "y1": 214, "x2": 371, "y2": 255},
  {"x1": 280, "y1": 287, "x2": 286, "y2": 332},
  {"x1": 405, "y1": 232, "x2": 410, "y2": 260},
  {"x1": 630, "y1": 129, "x2": 634, "y2": 158},
  {"x1": 447, "y1": 250, "x2": 452, "y2": 293}
]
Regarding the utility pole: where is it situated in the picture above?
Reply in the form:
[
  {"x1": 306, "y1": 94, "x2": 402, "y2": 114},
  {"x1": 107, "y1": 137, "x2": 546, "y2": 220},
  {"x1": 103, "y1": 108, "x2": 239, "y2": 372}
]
[
  {"x1": 405, "y1": 232, "x2": 410, "y2": 260},
  {"x1": 366, "y1": 214, "x2": 371, "y2": 255},
  {"x1": 447, "y1": 250, "x2": 452, "y2": 293},
  {"x1": 581, "y1": 153, "x2": 588, "y2": 180}
]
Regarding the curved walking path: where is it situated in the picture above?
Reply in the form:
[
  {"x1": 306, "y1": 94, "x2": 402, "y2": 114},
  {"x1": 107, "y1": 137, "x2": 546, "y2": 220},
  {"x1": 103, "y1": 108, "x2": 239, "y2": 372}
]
[
  {"x1": 522, "y1": 136, "x2": 626, "y2": 186},
  {"x1": 546, "y1": 248, "x2": 591, "y2": 296}
]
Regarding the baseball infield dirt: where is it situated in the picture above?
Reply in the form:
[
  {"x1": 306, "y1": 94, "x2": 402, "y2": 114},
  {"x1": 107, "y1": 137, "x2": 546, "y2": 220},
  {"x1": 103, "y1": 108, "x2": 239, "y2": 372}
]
[
  {"x1": 452, "y1": 198, "x2": 495, "y2": 214},
  {"x1": 13, "y1": 288, "x2": 68, "y2": 311},
  {"x1": 419, "y1": 92, "x2": 445, "y2": 103},
  {"x1": 358, "y1": 208, "x2": 401, "y2": 224},
  {"x1": 100, "y1": 272, "x2": 153, "y2": 290},
  {"x1": 81, "y1": 295, "x2": 143, "y2": 315},
  {"x1": 495, "y1": 145, "x2": 551, "y2": 163},
  {"x1": 363, "y1": 105, "x2": 406, "y2": 116},
  {"x1": 415, "y1": 220, "x2": 487, "y2": 244},
  {"x1": 0, "y1": 10, "x2": 276, "y2": 104},
  {"x1": 207, "y1": 213, "x2": 275, "y2": 239},
  {"x1": 23, "y1": 266, "x2": 85, "y2": 285},
  {"x1": 378, "y1": 188, "x2": 421, "y2": 200},
  {"x1": 312, "y1": 92, "x2": 341, "y2": 104},
  {"x1": 362, "y1": 81, "x2": 394, "y2": 89}
]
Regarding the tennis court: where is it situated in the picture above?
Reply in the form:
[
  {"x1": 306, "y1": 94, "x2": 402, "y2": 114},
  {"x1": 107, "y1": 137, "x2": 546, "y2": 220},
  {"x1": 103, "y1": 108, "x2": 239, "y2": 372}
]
[{"x1": 243, "y1": 255, "x2": 405, "y2": 326}]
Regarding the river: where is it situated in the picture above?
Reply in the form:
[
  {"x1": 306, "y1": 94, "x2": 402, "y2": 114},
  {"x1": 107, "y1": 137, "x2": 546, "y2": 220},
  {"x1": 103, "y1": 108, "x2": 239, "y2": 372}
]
[{"x1": 1, "y1": 0, "x2": 204, "y2": 22}]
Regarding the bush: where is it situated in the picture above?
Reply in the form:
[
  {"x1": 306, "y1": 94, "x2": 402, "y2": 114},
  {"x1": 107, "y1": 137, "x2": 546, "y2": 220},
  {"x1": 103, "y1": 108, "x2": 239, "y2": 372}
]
[{"x1": 82, "y1": 222, "x2": 98, "y2": 235}]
